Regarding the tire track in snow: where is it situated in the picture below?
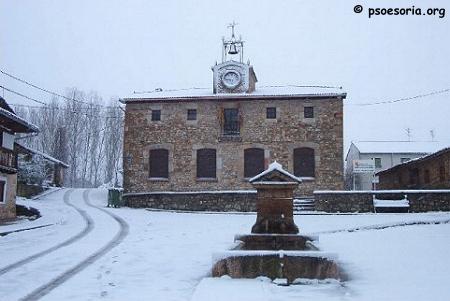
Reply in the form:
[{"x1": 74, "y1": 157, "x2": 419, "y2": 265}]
[
  {"x1": 20, "y1": 189, "x2": 129, "y2": 301},
  {"x1": 0, "y1": 189, "x2": 94, "y2": 276}
]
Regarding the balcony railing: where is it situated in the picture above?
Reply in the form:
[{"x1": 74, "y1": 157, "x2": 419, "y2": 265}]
[
  {"x1": 0, "y1": 148, "x2": 17, "y2": 171},
  {"x1": 222, "y1": 120, "x2": 240, "y2": 136}
]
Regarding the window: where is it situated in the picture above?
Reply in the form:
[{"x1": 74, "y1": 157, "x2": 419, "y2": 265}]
[
  {"x1": 266, "y1": 107, "x2": 276, "y2": 119},
  {"x1": 187, "y1": 109, "x2": 197, "y2": 121},
  {"x1": 294, "y1": 147, "x2": 315, "y2": 177},
  {"x1": 304, "y1": 106, "x2": 314, "y2": 118},
  {"x1": 424, "y1": 169, "x2": 430, "y2": 184},
  {"x1": 439, "y1": 165, "x2": 446, "y2": 182},
  {"x1": 401, "y1": 158, "x2": 410, "y2": 164},
  {"x1": 409, "y1": 168, "x2": 419, "y2": 185},
  {"x1": 0, "y1": 180, "x2": 5, "y2": 203},
  {"x1": 197, "y1": 149, "x2": 216, "y2": 179},
  {"x1": 149, "y1": 149, "x2": 168, "y2": 178},
  {"x1": 151, "y1": 110, "x2": 161, "y2": 121},
  {"x1": 244, "y1": 148, "x2": 265, "y2": 178},
  {"x1": 223, "y1": 108, "x2": 240, "y2": 136},
  {"x1": 374, "y1": 158, "x2": 382, "y2": 168}
]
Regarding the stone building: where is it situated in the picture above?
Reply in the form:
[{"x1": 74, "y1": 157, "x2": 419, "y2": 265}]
[
  {"x1": 345, "y1": 141, "x2": 446, "y2": 190},
  {"x1": 376, "y1": 147, "x2": 450, "y2": 190},
  {"x1": 0, "y1": 97, "x2": 39, "y2": 222},
  {"x1": 121, "y1": 26, "x2": 346, "y2": 210}
]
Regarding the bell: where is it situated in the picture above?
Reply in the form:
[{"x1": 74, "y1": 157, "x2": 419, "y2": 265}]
[{"x1": 228, "y1": 44, "x2": 238, "y2": 55}]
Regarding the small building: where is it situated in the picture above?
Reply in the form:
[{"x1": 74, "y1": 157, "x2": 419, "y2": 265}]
[
  {"x1": 14, "y1": 142, "x2": 69, "y2": 196},
  {"x1": 0, "y1": 97, "x2": 39, "y2": 222},
  {"x1": 376, "y1": 147, "x2": 450, "y2": 190},
  {"x1": 345, "y1": 141, "x2": 446, "y2": 190},
  {"x1": 121, "y1": 26, "x2": 346, "y2": 210}
]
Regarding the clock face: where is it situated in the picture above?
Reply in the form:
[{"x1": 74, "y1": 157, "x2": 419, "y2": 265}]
[{"x1": 221, "y1": 70, "x2": 241, "y2": 89}]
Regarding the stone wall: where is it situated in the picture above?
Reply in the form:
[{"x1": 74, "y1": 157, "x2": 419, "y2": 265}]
[
  {"x1": 123, "y1": 96, "x2": 344, "y2": 198},
  {"x1": 17, "y1": 182, "x2": 45, "y2": 198},
  {"x1": 124, "y1": 191, "x2": 257, "y2": 212},
  {"x1": 315, "y1": 190, "x2": 450, "y2": 213},
  {"x1": 408, "y1": 192, "x2": 450, "y2": 212},
  {"x1": 314, "y1": 192, "x2": 374, "y2": 212}
]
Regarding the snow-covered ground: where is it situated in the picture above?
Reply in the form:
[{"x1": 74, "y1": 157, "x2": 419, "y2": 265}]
[{"x1": 0, "y1": 188, "x2": 449, "y2": 301}]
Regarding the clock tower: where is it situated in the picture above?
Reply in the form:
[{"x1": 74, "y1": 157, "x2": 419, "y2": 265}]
[{"x1": 212, "y1": 22, "x2": 257, "y2": 94}]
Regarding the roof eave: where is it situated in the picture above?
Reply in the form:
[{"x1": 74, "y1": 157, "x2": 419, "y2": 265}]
[{"x1": 122, "y1": 92, "x2": 347, "y2": 104}]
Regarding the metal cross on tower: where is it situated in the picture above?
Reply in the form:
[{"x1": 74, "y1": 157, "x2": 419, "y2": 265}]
[{"x1": 228, "y1": 21, "x2": 238, "y2": 39}]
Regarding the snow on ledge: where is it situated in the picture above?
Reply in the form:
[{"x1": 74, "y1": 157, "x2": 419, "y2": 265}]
[
  {"x1": 234, "y1": 233, "x2": 319, "y2": 241},
  {"x1": 123, "y1": 190, "x2": 257, "y2": 196},
  {"x1": 373, "y1": 199, "x2": 410, "y2": 208},
  {"x1": 314, "y1": 189, "x2": 450, "y2": 194},
  {"x1": 212, "y1": 250, "x2": 338, "y2": 263}
]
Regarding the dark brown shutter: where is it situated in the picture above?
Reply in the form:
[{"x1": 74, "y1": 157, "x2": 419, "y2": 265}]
[
  {"x1": 149, "y1": 149, "x2": 168, "y2": 178},
  {"x1": 0, "y1": 180, "x2": 4, "y2": 202},
  {"x1": 409, "y1": 168, "x2": 419, "y2": 185},
  {"x1": 293, "y1": 147, "x2": 315, "y2": 177},
  {"x1": 197, "y1": 149, "x2": 216, "y2": 178},
  {"x1": 424, "y1": 170, "x2": 430, "y2": 184},
  {"x1": 244, "y1": 148, "x2": 265, "y2": 178}
]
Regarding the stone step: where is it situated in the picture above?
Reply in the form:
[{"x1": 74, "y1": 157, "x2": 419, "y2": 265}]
[{"x1": 293, "y1": 198, "x2": 315, "y2": 212}]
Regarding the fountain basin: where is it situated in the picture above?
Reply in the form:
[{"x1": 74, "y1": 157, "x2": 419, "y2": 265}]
[{"x1": 212, "y1": 250, "x2": 341, "y2": 283}]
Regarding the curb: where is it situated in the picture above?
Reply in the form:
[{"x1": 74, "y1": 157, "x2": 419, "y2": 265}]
[
  {"x1": 32, "y1": 187, "x2": 64, "y2": 200},
  {"x1": 0, "y1": 223, "x2": 54, "y2": 237}
]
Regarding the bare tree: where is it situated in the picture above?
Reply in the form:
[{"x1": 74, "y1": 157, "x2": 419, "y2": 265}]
[{"x1": 13, "y1": 87, "x2": 124, "y2": 188}]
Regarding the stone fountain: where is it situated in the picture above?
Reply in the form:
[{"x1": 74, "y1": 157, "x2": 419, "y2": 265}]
[{"x1": 212, "y1": 162, "x2": 342, "y2": 284}]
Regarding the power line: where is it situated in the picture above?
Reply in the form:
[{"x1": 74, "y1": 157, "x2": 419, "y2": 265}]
[
  {"x1": 0, "y1": 68, "x2": 121, "y2": 108},
  {"x1": 0, "y1": 85, "x2": 47, "y2": 105},
  {"x1": 348, "y1": 88, "x2": 450, "y2": 106},
  {"x1": 1, "y1": 68, "x2": 89, "y2": 105}
]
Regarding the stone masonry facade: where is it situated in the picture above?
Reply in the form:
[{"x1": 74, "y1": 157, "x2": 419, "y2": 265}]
[
  {"x1": 377, "y1": 148, "x2": 450, "y2": 190},
  {"x1": 0, "y1": 173, "x2": 18, "y2": 222},
  {"x1": 122, "y1": 95, "x2": 344, "y2": 201}
]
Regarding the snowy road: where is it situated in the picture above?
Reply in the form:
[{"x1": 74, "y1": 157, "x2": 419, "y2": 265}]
[
  {"x1": 1, "y1": 188, "x2": 450, "y2": 301},
  {"x1": 0, "y1": 189, "x2": 128, "y2": 301}
]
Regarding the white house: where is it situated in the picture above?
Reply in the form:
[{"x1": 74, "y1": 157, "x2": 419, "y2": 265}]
[{"x1": 345, "y1": 141, "x2": 448, "y2": 190}]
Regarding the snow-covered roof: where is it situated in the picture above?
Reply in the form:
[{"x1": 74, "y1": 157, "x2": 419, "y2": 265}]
[
  {"x1": 351, "y1": 141, "x2": 448, "y2": 154},
  {"x1": 122, "y1": 85, "x2": 346, "y2": 102},
  {"x1": 0, "y1": 107, "x2": 39, "y2": 133},
  {"x1": 249, "y1": 161, "x2": 302, "y2": 183},
  {"x1": 15, "y1": 142, "x2": 69, "y2": 168},
  {"x1": 376, "y1": 147, "x2": 450, "y2": 176}
]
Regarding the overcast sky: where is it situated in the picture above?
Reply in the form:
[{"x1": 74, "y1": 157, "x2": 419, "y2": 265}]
[{"x1": 1, "y1": 0, "x2": 449, "y2": 151}]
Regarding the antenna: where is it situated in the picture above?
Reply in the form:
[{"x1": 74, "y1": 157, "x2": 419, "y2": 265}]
[
  {"x1": 405, "y1": 128, "x2": 412, "y2": 141},
  {"x1": 430, "y1": 129, "x2": 436, "y2": 141}
]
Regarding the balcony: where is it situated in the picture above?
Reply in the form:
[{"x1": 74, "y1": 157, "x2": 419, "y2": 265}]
[
  {"x1": 220, "y1": 108, "x2": 242, "y2": 142},
  {"x1": 0, "y1": 148, "x2": 17, "y2": 173}
]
